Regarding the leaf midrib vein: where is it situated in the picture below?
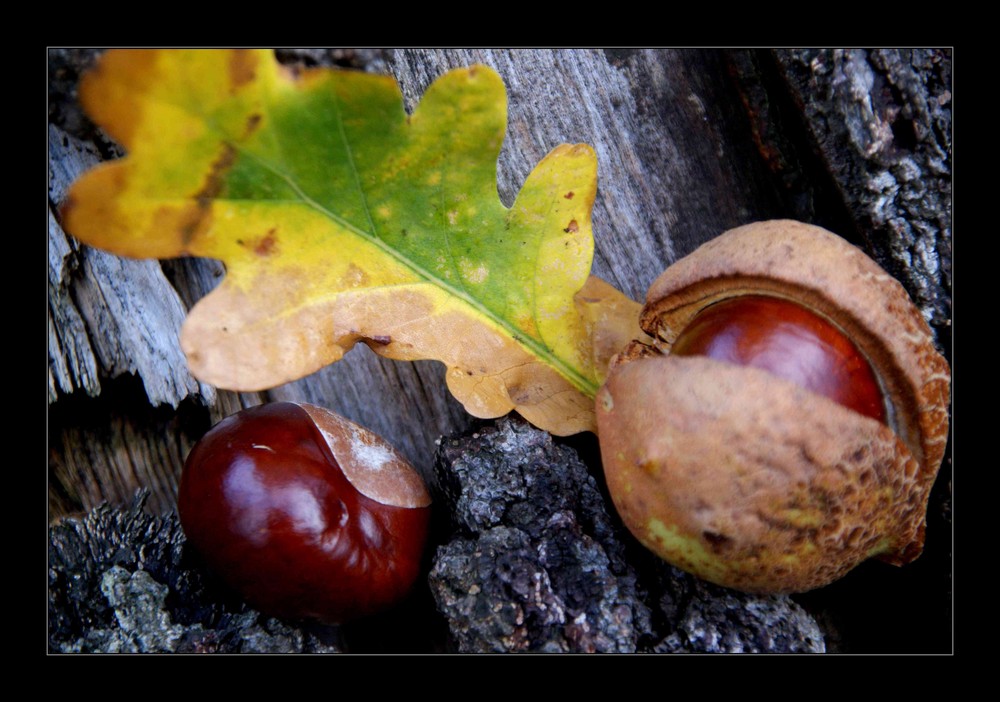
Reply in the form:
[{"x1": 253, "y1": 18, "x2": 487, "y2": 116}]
[
  {"x1": 233, "y1": 144, "x2": 594, "y2": 397},
  {"x1": 126, "y1": 63, "x2": 597, "y2": 396}
]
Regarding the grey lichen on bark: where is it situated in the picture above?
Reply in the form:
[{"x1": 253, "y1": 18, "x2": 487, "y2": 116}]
[
  {"x1": 773, "y1": 49, "x2": 952, "y2": 343},
  {"x1": 48, "y1": 492, "x2": 344, "y2": 653}
]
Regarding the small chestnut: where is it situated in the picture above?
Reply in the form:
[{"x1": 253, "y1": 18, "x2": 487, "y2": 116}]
[
  {"x1": 178, "y1": 402, "x2": 431, "y2": 623},
  {"x1": 596, "y1": 220, "x2": 950, "y2": 593}
]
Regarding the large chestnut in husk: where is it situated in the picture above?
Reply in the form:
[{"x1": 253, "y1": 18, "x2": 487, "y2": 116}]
[{"x1": 596, "y1": 221, "x2": 950, "y2": 593}]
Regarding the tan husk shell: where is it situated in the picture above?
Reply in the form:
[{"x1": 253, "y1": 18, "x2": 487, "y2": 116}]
[
  {"x1": 642, "y1": 220, "x2": 949, "y2": 489},
  {"x1": 598, "y1": 357, "x2": 925, "y2": 593},
  {"x1": 598, "y1": 220, "x2": 950, "y2": 593}
]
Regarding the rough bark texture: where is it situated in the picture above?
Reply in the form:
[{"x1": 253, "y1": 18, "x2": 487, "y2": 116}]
[
  {"x1": 430, "y1": 417, "x2": 654, "y2": 653},
  {"x1": 48, "y1": 492, "x2": 346, "y2": 653},
  {"x1": 48, "y1": 48, "x2": 952, "y2": 653},
  {"x1": 781, "y1": 49, "x2": 951, "y2": 336},
  {"x1": 728, "y1": 49, "x2": 951, "y2": 344},
  {"x1": 429, "y1": 417, "x2": 823, "y2": 653}
]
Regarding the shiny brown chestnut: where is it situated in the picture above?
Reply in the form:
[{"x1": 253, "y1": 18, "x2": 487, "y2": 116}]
[
  {"x1": 596, "y1": 220, "x2": 950, "y2": 594},
  {"x1": 178, "y1": 402, "x2": 431, "y2": 623},
  {"x1": 671, "y1": 295, "x2": 887, "y2": 424}
]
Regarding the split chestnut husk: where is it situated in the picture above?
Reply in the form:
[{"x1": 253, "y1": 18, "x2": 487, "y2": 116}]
[{"x1": 596, "y1": 220, "x2": 950, "y2": 593}]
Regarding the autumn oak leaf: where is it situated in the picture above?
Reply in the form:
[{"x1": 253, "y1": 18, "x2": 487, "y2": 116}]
[{"x1": 62, "y1": 49, "x2": 640, "y2": 435}]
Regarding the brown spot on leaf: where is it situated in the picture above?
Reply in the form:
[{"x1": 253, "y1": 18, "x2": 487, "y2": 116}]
[
  {"x1": 196, "y1": 144, "x2": 237, "y2": 209},
  {"x1": 564, "y1": 220, "x2": 579, "y2": 234},
  {"x1": 564, "y1": 191, "x2": 575, "y2": 199},
  {"x1": 177, "y1": 144, "x2": 237, "y2": 245},
  {"x1": 254, "y1": 229, "x2": 278, "y2": 256},
  {"x1": 156, "y1": 204, "x2": 212, "y2": 250},
  {"x1": 244, "y1": 113, "x2": 262, "y2": 137},
  {"x1": 368, "y1": 335, "x2": 391, "y2": 346},
  {"x1": 340, "y1": 263, "x2": 370, "y2": 288},
  {"x1": 229, "y1": 51, "x2": 258, "y2": 90}
]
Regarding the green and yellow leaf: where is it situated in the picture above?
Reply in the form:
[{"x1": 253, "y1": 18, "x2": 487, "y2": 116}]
[{"x1": 63, "y1": 49, "x2": 640, "y2": 434}]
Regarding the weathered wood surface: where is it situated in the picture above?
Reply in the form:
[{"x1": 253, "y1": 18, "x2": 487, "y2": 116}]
[{"x1": 48, "y1": 48, "x2": 952, "y2": 651}]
